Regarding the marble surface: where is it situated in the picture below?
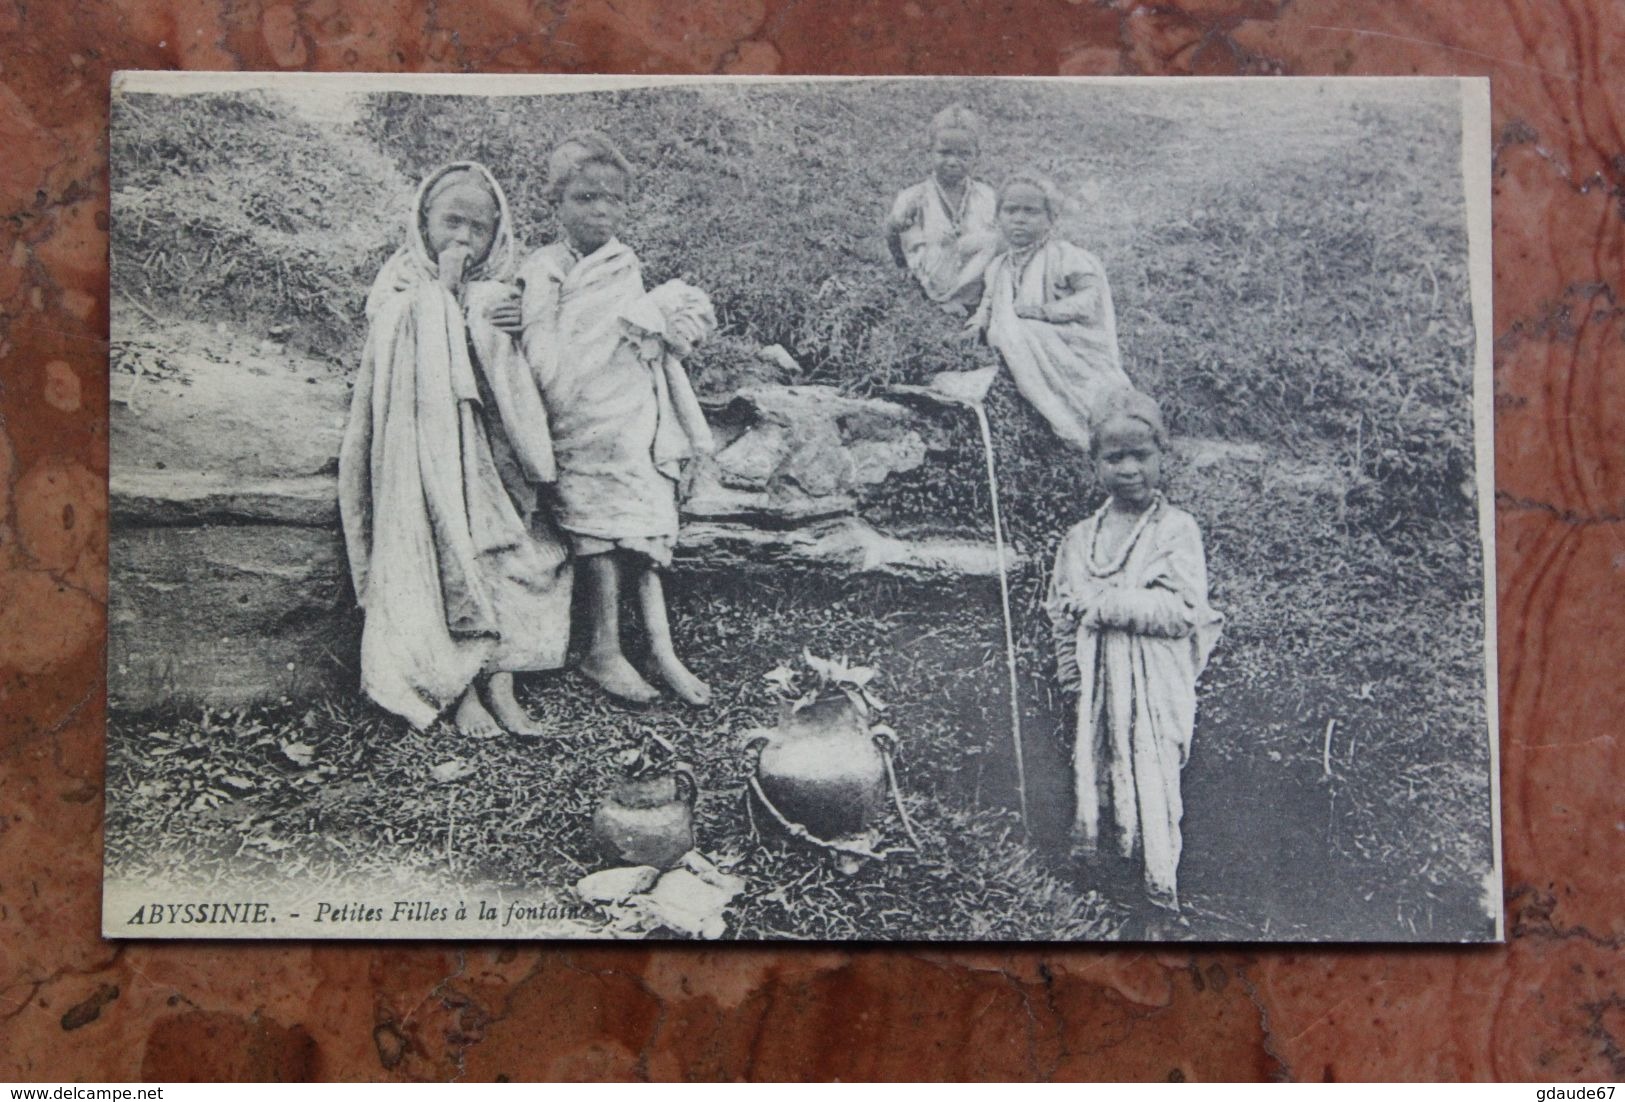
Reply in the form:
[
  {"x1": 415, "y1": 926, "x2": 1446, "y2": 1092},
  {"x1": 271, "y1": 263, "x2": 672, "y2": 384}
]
[{"x1": 1, "y1": 0, "x2": 1621, "y2": 1082}]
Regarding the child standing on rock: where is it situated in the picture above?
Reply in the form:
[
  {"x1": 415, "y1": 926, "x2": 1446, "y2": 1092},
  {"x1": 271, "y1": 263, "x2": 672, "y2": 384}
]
[
  {"x1": 1046, "y1": 390, "x2": 1221, "y2": 915},
  {"x1": 517, "y1": 132, "x2": 717, "y2": 707}
]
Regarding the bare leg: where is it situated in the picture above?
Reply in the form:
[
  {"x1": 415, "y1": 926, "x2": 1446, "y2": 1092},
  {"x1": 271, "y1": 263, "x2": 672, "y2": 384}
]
[
  {"x1": 485, "y1": 672, "x2": 554, "y2": 739},
  {"x1": 578, "y1": 552, "x2": 660, "y2": 704},
  {"x1": 638, "y1": 566, "x2": 710, "y2": 706},
  {"x1": 454, "y1": 685, "x2": 503, "y2": 739}
]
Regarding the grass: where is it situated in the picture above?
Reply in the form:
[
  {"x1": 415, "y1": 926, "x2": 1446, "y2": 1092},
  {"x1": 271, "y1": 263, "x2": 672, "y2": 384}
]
[
  {"x1": 107, "y1": 572, "x2": 1125, "y2": 940},
  {"x1": 106, "y1": 78, "x2": 1496, "y2": 940}
]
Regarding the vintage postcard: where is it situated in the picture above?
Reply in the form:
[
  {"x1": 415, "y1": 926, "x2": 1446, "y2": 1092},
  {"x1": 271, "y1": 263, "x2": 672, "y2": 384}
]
[{"x1": 104, "y1": 73, "x2": 1498, "y2": 942}]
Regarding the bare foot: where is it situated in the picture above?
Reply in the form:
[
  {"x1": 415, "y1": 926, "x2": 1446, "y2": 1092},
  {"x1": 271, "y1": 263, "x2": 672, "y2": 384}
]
[
  {"x1": 653, "y1": 650, "x2": 711, "y2": 706},
  {"x1": 454, "y1": 688, "x2": 503, "y2": 740},
  {"x1": 580, "y1": 649, "x2": 661, "y2": 705},
  {"x1": 1143, "y1": 908, "x2": 1192, "y2": 941},
  {"x1": 485, "y1": 673, "x2": 557, "y2": 739}
]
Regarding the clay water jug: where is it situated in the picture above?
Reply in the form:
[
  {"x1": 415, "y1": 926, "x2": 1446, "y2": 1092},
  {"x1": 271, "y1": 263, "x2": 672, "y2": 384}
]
[
  {"x1": 754, "y1": 694, "x2": 888, "y2": 841},
  {"x1": 592, "y1": 766, "x2": 696, "y2": 869}
]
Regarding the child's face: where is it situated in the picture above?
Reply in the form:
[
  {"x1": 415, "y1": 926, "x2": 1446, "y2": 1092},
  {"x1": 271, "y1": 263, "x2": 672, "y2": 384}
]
[
  {"x1": 999, "y1": 182, "x2": 1052, "y2": 248},
  {"x1": 1094, "y1": 416, "x2": 1162, "y2": 509},
  {"x1": 930, "y1": 128, "x2": 977, "y2": 187},
  {"x1": 423, "y1": 183, "x2": 498, "y2": 267},
  {"x1": 556, "y1": 162, "x2": 629, "y2": 255}
]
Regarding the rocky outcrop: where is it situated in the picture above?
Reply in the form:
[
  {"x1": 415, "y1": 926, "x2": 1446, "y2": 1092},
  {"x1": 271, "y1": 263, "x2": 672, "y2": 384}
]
[
  {"x1": 680, "y1": 517, "x2": 1006, "y2": 578},
  {"x1": 109, "y1": 321, "x2": 356, "y2": 710},
  {"x1": 112, "y1": 522, "x2": 354, "y2": 709},
  {"x1": 110, "y1": 323, "x2": 1341, "y2": 710},
  {"x1": 679, "y1": 385, "x2": 1006, "y2": 578}
]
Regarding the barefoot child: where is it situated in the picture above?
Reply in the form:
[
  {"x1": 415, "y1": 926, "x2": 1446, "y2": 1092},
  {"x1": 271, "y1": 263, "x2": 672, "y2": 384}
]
[
  {"x1": 885, "y1": 104, "x2": 1000, "y2": 316},
  {"x1": 517, "y1": 132, "x2": 716, "y2": 706},
  {"x1": 1045, "y1": 390, "x2": 1221, "y2": 912},
  {"x1": 967, "y1": 170, "x2": 1133, "y2": 451},
  {"x1": 339, "y1": 162, "x2": 573, "y2": 738}
]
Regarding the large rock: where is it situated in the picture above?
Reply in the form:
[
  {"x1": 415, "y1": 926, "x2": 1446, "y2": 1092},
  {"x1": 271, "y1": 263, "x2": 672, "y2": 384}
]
[
  {"x1": 685, "y1": 385, "x2": 949, "y2": 524},
  {"x1": 110, "y1": 323, "x2": 1336, "y2": 710},
  {"x1": 109, "y1": 523, "x2": 354, "y2": 710},
  {"x1": 111, "y1": 319, "x2": 348, "y2": 482},
  {"x1": 110, "y1": 320, "x2": 356, "y2": 709},
  {"x1": 681, "y1": 517, "x2": 1008, "y2": 579},
  {"x1": 678, "y1": 385, "x2": 1013, "y2": 576}
]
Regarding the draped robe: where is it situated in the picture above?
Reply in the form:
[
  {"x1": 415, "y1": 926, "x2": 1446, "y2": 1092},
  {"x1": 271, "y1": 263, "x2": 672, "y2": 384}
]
[
  {"x1": 1046, "y1": 496, "x2": 1222, "y2": 908},
  {"x1": 517, "y1": 238, "x2": 712, "y2": 566},
  {"x1": 975, "y1": 237, "x2": 1133, "y2": 451},
  {"x1": 337, "y1": 162, "x2": 572, "y2": 728},
  {"x1": 889, "y1": 176, "x2": 1000, "y2": 312}
]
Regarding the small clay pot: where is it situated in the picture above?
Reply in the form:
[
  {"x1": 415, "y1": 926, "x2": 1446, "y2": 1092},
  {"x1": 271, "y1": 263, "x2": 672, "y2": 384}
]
[
  {"x1": 591, "y1": 767, "x2": 697, "y2": 869},
  {"x1": 755, "y1": 694, "x2": 888, "y2": 841}
]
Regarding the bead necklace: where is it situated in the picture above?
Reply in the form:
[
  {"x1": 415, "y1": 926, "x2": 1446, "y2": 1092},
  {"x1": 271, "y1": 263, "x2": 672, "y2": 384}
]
[
  {"x1": 1087, "y1": 492, "x2": 1163, "y2": 578},
  {"x1": 1006, "y1": 235, "x2": 1051, "y2": 286},
  {"x1": 932, "y1": 176, "x2": 971, "y2": 230}
]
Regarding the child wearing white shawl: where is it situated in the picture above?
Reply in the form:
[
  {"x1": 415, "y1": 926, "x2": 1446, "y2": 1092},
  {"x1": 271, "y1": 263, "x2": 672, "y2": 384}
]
[
  {"x1": 517, "y1": 132, "x2": 717, "y2": 706},
  {"x1": 338, "y1": 162, "x2": 572, "y2": 739},
  {"x1": 885, "y1": 104, "x2": 1000, "y2": 316},
  {"x1": 965, "y1": 170, "x2": 1134, "y2": 452}
]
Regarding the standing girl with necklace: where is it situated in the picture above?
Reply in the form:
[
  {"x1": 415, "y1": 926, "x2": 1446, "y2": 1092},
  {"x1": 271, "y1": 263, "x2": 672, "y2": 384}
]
[{"x1": 1046, "y1": 390, "x2": 1222, "y2": 914}]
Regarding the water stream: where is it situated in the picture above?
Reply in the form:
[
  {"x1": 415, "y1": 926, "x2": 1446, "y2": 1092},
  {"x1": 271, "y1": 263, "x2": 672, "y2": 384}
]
[
  {"x1": 968, "y1": 401, "x2": 1030, "y2": 836},
  {"x1": 893, "y1": 380, "x2": 1031, "y2": 835}
]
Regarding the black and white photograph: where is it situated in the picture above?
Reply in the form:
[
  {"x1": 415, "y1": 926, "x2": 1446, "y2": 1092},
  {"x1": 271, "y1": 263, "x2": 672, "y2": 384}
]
[{"x1": 105, "y1": 72, "x2": 1497, "y2": 943}]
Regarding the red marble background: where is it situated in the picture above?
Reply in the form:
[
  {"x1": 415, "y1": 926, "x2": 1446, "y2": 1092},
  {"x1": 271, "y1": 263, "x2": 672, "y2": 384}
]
[{"x1": 1, "y1": 0, "x2": 1620, "y2": 1082}]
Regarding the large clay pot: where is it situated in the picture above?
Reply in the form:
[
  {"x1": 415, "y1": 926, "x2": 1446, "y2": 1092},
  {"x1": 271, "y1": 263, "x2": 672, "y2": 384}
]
[
  {"x1": 755, "y1": 694, "x2": 888, "y2": 841},
  {"x1": 591, "y1": 768, "x2": 697, "y2": 869}
]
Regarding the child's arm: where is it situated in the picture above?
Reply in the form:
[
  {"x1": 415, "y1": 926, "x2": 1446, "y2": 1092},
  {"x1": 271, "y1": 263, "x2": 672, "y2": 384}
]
[
  {"x1": 438, "y1": 246, "x2": 472, "y2": 291},
  {"x1": 1087, "y1": 515, "x2": 1210, "y2": 638},
  {"x1": 481, "y1": 287, "x2": 522, "y2": 334},
  {"x1": 1016, "y1": 247, "x2": 1109, "y2": 325},
  {"x1": 884, "y1": 187, "x2": 920, "y2": 269},
  {"x1": 960, "y1": 274, "x2": 995, "y2": 343},
  {"x1": 885, "y1": 223, "x2": 909, "y2": 269},
  {"x1": 518, "y1": 261, "x2": 563, "y2": 391},
  {"x1": 1088, "y1": 583, "x2": 1197, "y2": 637}
]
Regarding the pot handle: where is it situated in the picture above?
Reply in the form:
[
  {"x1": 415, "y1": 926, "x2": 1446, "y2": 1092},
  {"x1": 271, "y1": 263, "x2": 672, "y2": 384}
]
[
  {"x1": 739, "y1": 728, "x2": 772, "y2": 761},
  {"x1": 869, "y1": 724, "x2": 898, "y2": 754},
  {"x1": 671, "y1": 761, "x2": 698, "y2": 806},
  {"x1": 867, "y1": 725, "x2": 923, "y2": 853}
]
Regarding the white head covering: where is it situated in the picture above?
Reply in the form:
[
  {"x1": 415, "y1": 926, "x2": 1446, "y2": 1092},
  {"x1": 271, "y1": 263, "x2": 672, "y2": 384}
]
[{"x1": 408, "y1": 160, "x2": 518, "y2": 283}]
